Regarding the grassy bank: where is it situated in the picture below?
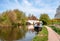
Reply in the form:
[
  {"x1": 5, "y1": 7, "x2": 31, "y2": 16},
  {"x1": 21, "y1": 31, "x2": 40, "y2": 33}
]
[
  {"x1": 32, "y1": 27, "x2": 48, "y2": 41},
  {"x1": 50, "y1": 26, "x2": 60, "y2": 35}
]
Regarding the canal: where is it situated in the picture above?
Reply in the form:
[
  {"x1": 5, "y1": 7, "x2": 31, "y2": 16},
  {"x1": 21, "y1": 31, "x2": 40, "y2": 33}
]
[{"x1": 0, "y1": 25, "x2": 36, "y2": 41}]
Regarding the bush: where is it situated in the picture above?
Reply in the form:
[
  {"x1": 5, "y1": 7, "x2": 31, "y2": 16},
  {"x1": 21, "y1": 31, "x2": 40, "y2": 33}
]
[{"x1": 50, "y1": 26, "x2": 60, "y2": 35}]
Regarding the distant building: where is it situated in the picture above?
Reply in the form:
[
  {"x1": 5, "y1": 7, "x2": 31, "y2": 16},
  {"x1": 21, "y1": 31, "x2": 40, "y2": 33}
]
[
  {"x1": 28, "y1": 15, "x2": 38, "y2": 20},
  {"x1": 55, "y1": 5, "x2": 60, "y2": 19},
  {"x1": 26, "y1": 15, "x2": 39, "y2": 25},
  {"x1": 27, "y1": 20, "x2": 40, "y2": 24}
]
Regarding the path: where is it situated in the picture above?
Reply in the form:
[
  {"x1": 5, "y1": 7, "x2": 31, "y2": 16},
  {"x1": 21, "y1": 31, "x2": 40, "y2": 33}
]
[{"x1": 45, "y1": 26, "x2": 60, "y2": 41}]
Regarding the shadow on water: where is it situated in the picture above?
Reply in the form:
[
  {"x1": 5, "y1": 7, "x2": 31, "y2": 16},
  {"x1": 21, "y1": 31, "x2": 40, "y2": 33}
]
[{"x1": 0, "y1": 25, "x2": 36, "y2": 41}]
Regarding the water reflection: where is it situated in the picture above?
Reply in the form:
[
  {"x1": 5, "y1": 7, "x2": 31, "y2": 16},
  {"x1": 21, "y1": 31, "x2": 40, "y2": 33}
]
[
  {"x1": 0, "y1": 25, "x2": 27, "y2": 41},
  {"x1": 0, "y1": 25, "x2": 36, "y2": 41},
  {"x1": 19, "y1": 25, "x2": 36, "y2": 41}
]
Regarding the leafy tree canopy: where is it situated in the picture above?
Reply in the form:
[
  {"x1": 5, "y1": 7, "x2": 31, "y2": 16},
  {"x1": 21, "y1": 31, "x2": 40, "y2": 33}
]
[{"x1": 39, "y1": 13, "x2": 50, "y2": 25}]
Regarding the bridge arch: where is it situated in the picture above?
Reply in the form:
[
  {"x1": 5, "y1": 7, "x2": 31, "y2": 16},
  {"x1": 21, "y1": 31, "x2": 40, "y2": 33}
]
[{"x1": 26, "y1": 20, "x2": 40, "y2": 25}]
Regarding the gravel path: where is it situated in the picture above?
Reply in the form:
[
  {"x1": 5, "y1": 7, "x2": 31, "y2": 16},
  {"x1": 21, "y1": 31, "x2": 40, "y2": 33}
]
[{"x1": 45, "y1": 26, "x2": 60, "y2": 41}]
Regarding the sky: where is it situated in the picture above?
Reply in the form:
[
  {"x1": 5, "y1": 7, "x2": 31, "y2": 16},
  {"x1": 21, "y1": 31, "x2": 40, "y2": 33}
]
[{"x1": 0, "y1": 0, "x2": 60, "y2": 19}]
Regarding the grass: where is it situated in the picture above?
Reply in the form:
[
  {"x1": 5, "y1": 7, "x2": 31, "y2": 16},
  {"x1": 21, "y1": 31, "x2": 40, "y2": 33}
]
[
  {"x1": 32, "y1": 27, "x2": 48, "y2": 41},
  {"x1": 50, "y1": 26, "x2": 60, "y2": 35}
]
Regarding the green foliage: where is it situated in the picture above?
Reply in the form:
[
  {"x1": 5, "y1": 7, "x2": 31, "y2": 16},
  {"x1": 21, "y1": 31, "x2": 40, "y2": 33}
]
[
  {"x1": 39, "y1": 14, "x2": 50, "y2": 25},
  {"x1": 14, "y1": 9, "x2": 24, "y2": 20},
  {"x1": 0, "y1": 9, "x2": 27, "y2": 27},
  {"x1": 50, "y1": 26, "x2": 60, "y2": 35},
  {"x1": 32, "y1": 27, "x2": 48, "y2": 41},
  {"x1": 14, "y1": 9, "x2": 27, "y2": 25},
  {"x1": 0, "y1": 12, "x2": 12, "y2": 25},
  {"x1": 52, "y1": 19, "x2": 60, "y2": 24}
]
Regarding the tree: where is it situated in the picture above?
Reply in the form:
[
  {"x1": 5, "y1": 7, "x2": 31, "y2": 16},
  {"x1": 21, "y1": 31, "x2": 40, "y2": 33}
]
[
  {"x1": 0, "y1": 11, "x2": 12, "y2": 25},
  {"x1": 39, "y1": 14, "x2": 50, "y2": 25},
  {"x1": 0, "y1": 9, "x2": 27, "y2": 26},
  {"x1": 14, "y1": 9, "x2": 27, "y2": 25}
]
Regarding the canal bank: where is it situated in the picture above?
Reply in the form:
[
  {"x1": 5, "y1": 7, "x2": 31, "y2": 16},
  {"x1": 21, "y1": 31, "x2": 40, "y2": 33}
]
[{"x1": 32, "y1": 26, "x2": 48, "y2": 41}]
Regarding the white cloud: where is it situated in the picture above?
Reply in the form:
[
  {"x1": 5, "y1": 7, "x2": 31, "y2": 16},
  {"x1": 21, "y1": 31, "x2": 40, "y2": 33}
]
[
  {"x1": 21, "y1": 0, "x2": 32, "y2": 6},
  {"x1": 0, "y1": 0, "x2": 60, "y2": 19}
]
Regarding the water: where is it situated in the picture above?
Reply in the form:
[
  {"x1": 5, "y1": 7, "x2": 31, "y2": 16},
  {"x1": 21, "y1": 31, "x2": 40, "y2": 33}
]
[
  {"x1": 0, "y1": 25, "x2": 36, "y2": 41},
  {"x1": 18, "y1": 25, "x2": 36, "y2": 41},
  {"x1": 18, "y1": 31, "x2": 36, "y2": 41}
]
